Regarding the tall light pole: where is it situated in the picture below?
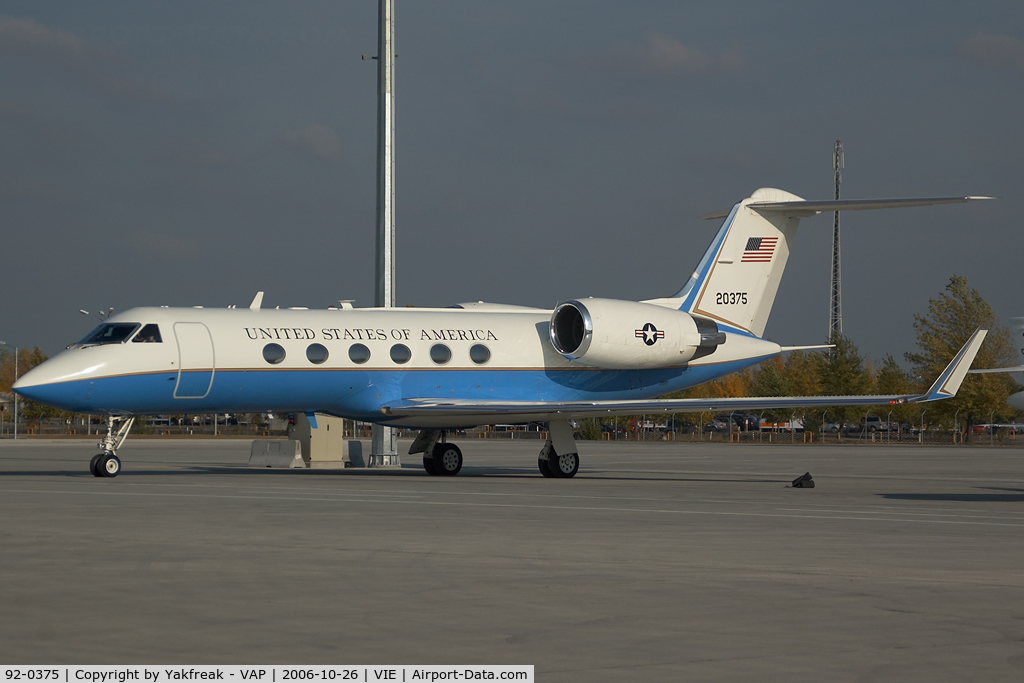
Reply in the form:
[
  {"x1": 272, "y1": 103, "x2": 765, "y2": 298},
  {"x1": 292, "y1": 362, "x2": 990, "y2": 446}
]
[
  {"x1": 1, "y1": 342, "x2": 17, "y2": 440},
  {"x1": 370, "y1": 0, "x2": 399, "y2": 466}
]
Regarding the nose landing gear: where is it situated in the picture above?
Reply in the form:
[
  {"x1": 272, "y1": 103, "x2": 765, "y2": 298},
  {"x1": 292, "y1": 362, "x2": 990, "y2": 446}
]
[{"x1": 90, "y1": 415, "x2": 135, "y2": 478}]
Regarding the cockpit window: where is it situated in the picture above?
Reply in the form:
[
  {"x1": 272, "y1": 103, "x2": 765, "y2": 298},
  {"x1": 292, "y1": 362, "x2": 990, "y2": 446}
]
[
  {"x1": 132, "y1": 324, "x2": 162, "y2": 343},
  {"x1": 79, "y1": 323, "x2": 141, "y2": 346}
]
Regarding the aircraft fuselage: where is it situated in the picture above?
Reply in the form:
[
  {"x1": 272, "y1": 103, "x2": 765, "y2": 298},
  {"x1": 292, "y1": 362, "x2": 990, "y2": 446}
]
[{"x1": 16, "y1": 305, "x2": 778, "y2": 428}]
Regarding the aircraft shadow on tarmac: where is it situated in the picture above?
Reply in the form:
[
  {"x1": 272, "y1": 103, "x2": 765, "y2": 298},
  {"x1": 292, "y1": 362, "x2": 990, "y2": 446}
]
[
  {"x1": 880, "y1": 489, "x2": 1024, "y2": 503},
  {"x1": 0, "y1": 464, "x2": 793, "y2": 484},
  {"x1": 0, "y1": 462, "x2": 792, "y2": 485},
  {"x1": 187, "y1": 465, "x2": 789, "y2": 484},
  {"x1": 0, "y1": 470, "x2": 94, "y2": 478}
]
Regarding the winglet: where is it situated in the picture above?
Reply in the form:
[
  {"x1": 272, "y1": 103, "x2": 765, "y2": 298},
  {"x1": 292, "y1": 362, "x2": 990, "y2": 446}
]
[
  {"x1": 921, "y1": 327, "x2": 988, "y2": 400},
  {"x1": 249, "y1": 291, "x2": 264, "y2": 311}
]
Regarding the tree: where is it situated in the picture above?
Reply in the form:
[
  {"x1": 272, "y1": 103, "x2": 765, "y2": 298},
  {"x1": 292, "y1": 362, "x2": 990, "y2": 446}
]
[
  {"x1": 875, "y1": 354, "x2": 918, "y2": 425},
  {"x1": 813, "y1": 334, "x2": 873, "y2": 425},
  {"x1": 905, "y1": 275, "x2": 1017, "y2": 432},
  {"x1": 752, "y1": 356, "x2": 789, "y2": 422},
  {"x1": 782, "y1": 350, "x2": 824, "y2": 432}
]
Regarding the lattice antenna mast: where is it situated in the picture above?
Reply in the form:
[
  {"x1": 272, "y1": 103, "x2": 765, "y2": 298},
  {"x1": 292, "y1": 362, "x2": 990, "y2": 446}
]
[{"x1": 829, "y1": 140, "x2": 844, "y2": 343}]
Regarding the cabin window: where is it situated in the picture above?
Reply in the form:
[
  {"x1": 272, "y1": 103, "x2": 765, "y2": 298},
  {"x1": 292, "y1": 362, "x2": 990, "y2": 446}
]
[
  {"x1": 390, "y1": 344, "x2": 411, "y2": 364},
  {"x1": 80, "y1": 323, "x2": 141, "y2": 346},
  {"x1": 429, "y1": 344, "x2": 451, "y2": 365},
  {"x1": 263, "y1": 343, "x2": 286, "y2": 364},
  {"x1": 470, "y1": 344, "x2": 490, "y2": 364},
  {"x1": 132, "y1": 324, "x2": 162, "y2": 343},
  {"x1": 349, "y1": 343, "x2": 370, "y2": 364},
  {"x1": 306, "y1": 343, "x2": 329, "y2": 364}
]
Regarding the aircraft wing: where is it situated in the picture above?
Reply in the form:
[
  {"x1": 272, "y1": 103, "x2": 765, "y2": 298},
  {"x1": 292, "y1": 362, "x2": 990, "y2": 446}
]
[{"x1": 381, "y1": 329, "x2": 988, "y2": 423}]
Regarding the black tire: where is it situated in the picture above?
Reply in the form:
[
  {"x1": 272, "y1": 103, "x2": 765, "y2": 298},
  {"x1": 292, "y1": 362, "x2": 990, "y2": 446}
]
[
  {"x1": 434, "y1": 443, "x2": 463, "y2": 476},
  {"x1": 98, "y1": 454, "x2": 120, "y2": 478},
  {"x1": 538, "y1": 458, "x2": 554, "y2": 478},
  {"x1": 422, "y1": 452, "x2": 440, "y2": 476},
  {"x1": 89, "y1": 454, "x2": 103, "y2": 477},
  {"x1": 548, "y1": 451, "x2": 580, "y2": 478}
]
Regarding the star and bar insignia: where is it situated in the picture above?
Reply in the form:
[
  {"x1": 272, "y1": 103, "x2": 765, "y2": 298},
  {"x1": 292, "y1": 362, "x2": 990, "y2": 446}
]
[{"x1": 635, "y1": 323, "x2": 665, "y2": 346}]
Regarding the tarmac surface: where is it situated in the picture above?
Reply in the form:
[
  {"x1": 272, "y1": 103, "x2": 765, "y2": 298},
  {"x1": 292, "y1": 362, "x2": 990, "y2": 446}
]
[{"x1": 2, "y1": 438, "x2": 1024, "y2": 681}]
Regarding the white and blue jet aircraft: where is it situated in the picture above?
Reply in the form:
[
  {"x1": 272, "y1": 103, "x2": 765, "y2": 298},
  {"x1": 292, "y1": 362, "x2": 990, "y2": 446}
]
[{"x1": 14, "y1": 188, "x2": 991, "y2": 478}]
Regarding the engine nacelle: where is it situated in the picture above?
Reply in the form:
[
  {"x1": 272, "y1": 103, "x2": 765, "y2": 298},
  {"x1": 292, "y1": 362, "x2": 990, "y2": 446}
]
[{"x1": 549, "y1": 298, "x2": 725, "y2": 369}]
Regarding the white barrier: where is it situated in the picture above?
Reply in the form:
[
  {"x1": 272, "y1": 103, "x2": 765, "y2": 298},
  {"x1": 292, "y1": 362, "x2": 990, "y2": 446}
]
[{"x1": 247, "y1": 440, "x2": 303, "y2": 468}]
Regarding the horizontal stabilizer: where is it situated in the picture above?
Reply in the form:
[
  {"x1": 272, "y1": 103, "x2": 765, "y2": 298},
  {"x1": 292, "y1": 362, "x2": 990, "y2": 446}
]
[
  {"x1": 699, "y1": 196, "x2": 992, "y2": 220},
  {"x1": 969, "y1": 365, "x2": 1024, "y2": 374}
]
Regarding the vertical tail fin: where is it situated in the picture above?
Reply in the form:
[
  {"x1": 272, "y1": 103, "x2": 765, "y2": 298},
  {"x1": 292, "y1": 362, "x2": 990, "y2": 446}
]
[{"x1": 676, "y1": 188, "x2": 806, "y2": 337}]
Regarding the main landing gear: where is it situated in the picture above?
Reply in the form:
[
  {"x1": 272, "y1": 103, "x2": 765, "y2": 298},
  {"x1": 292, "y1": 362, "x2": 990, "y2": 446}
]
[
  {"x1": 537, "y1": 419, "x2": 580, "y2": 479},
  {"x1": 90, "y1": 415, "x2": 135, "y2": 478},
  {"x1": 409, "y1": 419, "x2": 581, "y2": 478},
  {"x1": 410, "y1": 429, "x2": 463, "y2": 476}
]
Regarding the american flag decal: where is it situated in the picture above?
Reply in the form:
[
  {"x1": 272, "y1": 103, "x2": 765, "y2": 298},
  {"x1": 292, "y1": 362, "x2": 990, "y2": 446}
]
[{"x1": 741, "y1": 236, "x2": 778, "y2": 262}]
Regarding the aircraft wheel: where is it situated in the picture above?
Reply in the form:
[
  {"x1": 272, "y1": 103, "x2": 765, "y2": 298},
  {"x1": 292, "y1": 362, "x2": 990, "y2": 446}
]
[
  {"x1": 548, "y1": 451, "x2": 579, "y2": 478},
  {"x1": 89, "y1": 454, "x2": 104, "y2": 477},
  {"x1": 98, "y1": 454, "x2": 121, "y2": 478},
  {"x1": 538, "y1": 457, "x2": 554, "y2": 478},
  {"x1": 422, "y1": 452, "x2": 440, "y2": 476},
  {"x1": 434, "y1": 443, "x2": 463, "y2": 476}
]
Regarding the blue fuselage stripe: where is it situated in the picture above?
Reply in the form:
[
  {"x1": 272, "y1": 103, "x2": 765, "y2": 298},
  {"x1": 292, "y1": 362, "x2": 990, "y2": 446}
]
[{"x1": 24, "y1": 358, "x2": 769, "y2": 423}]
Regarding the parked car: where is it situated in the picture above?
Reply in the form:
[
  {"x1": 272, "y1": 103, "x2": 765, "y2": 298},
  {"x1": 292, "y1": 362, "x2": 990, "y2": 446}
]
[
  {"x1": 705, "y1": 415, "x2": 732, "y2": 432},
  {"x1": 846, "y1": 416, "x2": 897, "y2": 434},
  {"x1": 706, "y1": 413, "x2": 759, "y2": 432}
]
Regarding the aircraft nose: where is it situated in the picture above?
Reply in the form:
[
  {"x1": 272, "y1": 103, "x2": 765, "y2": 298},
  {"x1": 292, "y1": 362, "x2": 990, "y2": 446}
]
[
  {"x1": 12, "y1": 364, "x2": 51, "y2": 400},
  {"x1": 10, "y1": 353, "x2": 100, "y2": 410}
]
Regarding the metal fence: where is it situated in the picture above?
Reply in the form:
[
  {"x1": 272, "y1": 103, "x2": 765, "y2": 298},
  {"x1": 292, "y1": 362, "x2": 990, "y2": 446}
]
[
  {"x1": 6, "y1": 416, "x2": 1024, "y2": 448},
  {"x1": 587, "y1": 426, "x2": 1024, "y2": 446}
]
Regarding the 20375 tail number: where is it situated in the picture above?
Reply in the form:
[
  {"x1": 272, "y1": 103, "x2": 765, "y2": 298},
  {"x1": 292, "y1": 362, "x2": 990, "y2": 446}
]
[{"x1": 716, "y1": 292, "x2": 747, "y2": 305}]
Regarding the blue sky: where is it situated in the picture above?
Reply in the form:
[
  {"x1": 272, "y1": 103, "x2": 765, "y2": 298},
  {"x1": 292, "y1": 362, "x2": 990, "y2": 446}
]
[{"x1": 1, "y1": 1, "x2": 1022, "y2": 361}]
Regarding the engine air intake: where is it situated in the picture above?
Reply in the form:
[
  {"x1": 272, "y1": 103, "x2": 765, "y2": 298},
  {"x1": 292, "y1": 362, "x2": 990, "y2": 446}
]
[{"x1": 550, "y1": 302, "x2": 591, "y2": 355}]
